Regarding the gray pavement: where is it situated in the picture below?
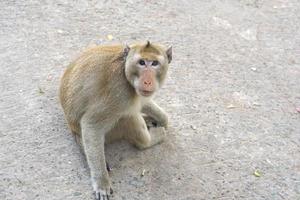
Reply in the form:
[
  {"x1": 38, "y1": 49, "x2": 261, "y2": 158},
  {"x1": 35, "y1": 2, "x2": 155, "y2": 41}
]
[{"x1": 0, "y1": 0, "x2": 300, "y2": 199}]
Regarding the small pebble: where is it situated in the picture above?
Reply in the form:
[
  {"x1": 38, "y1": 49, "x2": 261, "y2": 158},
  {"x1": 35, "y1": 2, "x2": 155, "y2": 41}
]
[
  {"x1": 73, "y1": 192, "x2": 82, "y2": 196},
  {"x1": 141, "y1": 169, "x2": 146, "y2": 177},
  {"x1": 107, "y1": 34, "x2": 113, "y2": 40},
  {"x1": 253, "y1": 170, "x2": 261, "y2": 177},
  {"x1": 46, "y1": 75, "x2": 53, "y2": 81},
  {"x1": 252, "y1": 102, "x2": 261, "y2": 106},
  {"x1": 227, "y1": 104, "x2": 236, "y2": 109}
]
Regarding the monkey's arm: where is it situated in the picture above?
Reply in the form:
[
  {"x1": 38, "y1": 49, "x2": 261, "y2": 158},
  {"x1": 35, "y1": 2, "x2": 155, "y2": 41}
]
[
  {"x1": 80, "y1": 113, "x2": 113, "y2": 200},
  {"x1": 142, "y1": 100, "x2": 168, "y2": 128}
]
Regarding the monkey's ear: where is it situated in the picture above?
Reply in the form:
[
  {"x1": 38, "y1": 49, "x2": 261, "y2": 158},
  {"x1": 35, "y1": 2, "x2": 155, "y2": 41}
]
[
  {"x1": 166, "y1": 46, "x2": 172, "y2": 64},
  {"x1": 124, "y1": 45, "x2": 130, "y2": 57}
]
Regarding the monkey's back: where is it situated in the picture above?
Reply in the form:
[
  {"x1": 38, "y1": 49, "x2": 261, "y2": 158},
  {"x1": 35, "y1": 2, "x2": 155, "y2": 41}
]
[{"x1": 59, "y1": 45, "x2": 135, "y2": 135}]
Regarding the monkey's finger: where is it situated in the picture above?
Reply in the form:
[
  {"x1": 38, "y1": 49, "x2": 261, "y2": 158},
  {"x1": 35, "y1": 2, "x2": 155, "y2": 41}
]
[
  {"x1": 96, "y1": 192, "x2": 101, "y2": 200},
  {"x1": 100, "y1": 194, "x2": 109, "y2": 200}
]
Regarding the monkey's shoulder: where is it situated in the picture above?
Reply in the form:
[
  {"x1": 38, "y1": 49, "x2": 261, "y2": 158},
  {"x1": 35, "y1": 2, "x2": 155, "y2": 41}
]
[{"x1": 66, "y1": 45, "x2": 124, "y2": 77}]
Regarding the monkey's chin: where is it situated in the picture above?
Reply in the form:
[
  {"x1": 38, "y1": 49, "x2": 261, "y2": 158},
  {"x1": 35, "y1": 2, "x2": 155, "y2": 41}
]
[{"x1": 137, "y1": 90, "x2": 154, "y2": 97}]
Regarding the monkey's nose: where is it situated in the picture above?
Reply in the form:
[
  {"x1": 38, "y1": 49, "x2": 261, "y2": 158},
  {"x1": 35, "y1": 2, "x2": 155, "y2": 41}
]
[{"x1": 144, "y1": 80, "x2": 152, "y2": 86}]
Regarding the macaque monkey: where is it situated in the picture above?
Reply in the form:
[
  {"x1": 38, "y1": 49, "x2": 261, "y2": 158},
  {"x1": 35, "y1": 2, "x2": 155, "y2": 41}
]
[{"x1": 59, "y1": 41, "x2": 172, "y2": 200}]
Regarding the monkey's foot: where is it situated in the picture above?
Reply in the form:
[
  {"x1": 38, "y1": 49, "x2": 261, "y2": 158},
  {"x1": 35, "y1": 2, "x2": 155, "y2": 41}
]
[{"x1": 148, "y1": 127, "x2": 166, "y2": 147}]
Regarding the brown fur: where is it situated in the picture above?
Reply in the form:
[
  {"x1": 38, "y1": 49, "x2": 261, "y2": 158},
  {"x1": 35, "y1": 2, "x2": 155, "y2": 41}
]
[
  {"x1": 60, "y1": 45, "x2": 136, "y2": 135},
  {"x1": 59, "y1": 41, "x2": 172, "y2": 199}
]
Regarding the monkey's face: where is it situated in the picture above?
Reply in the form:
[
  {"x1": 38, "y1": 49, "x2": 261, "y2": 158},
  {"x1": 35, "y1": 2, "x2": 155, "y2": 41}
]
[
  {"x1": 133, "y1": 58, "x2": 164, "y2": 97},
  {"x1": 125, "y1": 43, "x2": 172, "y2": 98}
]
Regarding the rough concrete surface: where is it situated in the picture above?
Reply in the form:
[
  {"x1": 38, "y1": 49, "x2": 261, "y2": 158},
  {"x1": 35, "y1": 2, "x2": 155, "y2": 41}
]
[{"x1": 1, "y1": 0, "x2": 300, "y2": 200}]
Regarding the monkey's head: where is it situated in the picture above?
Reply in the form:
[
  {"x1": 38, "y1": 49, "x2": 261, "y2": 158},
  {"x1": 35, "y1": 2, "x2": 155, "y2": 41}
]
[{"x1": 125, "y1": 41, "x2": 172, "y2": 97}]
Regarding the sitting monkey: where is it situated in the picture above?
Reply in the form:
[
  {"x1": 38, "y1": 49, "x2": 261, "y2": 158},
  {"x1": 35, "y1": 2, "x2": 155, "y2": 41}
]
[{"x1": 59, "y1": 41, "x2": 172, "y2": 200}]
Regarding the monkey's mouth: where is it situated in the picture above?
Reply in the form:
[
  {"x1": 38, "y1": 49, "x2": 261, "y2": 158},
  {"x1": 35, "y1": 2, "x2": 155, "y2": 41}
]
[{"x1": 138, "y1": 89, "x2": 154, "y2": 97}]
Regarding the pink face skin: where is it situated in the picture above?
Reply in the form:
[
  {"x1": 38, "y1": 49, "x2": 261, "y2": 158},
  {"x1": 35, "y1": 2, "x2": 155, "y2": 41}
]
[
  {"x1": 138, "y1": 68, "x2": 156, "y2": 96},
  {"x1": 136, "y1": 59, "x2": 160, "y2": 97}
]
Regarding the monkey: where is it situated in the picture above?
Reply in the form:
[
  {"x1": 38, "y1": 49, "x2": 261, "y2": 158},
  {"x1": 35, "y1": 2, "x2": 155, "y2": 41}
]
[{"x1": 59, "y1": 41, "x2": 172, "y2": 200}]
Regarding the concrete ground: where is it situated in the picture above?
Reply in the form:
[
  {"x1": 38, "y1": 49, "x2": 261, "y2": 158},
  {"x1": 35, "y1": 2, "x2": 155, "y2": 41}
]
[{"x1": 1, "y1": 0, "x2": 299, "y2": 199}]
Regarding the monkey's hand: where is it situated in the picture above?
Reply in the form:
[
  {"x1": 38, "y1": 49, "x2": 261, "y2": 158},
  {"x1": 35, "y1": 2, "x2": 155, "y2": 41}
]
[
  {"x1": 142, "y1": 101, "x2": 169, "y2": 129},
  {"x1": 93, "y1": 177, "x2": 113, "y2": 200},
  {"x1": 159, "y1": 113, "x2": 169, "y2": 129}
]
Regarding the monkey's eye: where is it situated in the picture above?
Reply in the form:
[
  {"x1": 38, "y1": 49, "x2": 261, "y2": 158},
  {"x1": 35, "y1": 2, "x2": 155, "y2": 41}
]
[
  {"x1": 152, "y1": 60, "x2": 159, "y2": 66},
  {"x1": 139, "y1": 60, "x2": 145, "y2": 65}
]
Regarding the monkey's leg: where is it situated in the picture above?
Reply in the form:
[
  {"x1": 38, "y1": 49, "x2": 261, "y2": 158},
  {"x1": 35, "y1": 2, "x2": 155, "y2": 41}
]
[
  {"x1": 142, "y1": 100, "x2": 168, "y2": 128},
  {"x1": 80, "y1": 115, "x2": 113, "y2": 200},
  {"x1": 123, "y1": 115, "x2": 166, "y2": 150}
]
